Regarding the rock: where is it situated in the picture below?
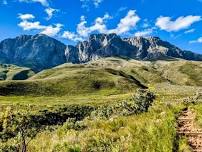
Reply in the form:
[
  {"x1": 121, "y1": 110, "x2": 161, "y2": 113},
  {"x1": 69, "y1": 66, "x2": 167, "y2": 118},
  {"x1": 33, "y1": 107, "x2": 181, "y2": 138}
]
[
  {"x1": 0, "y1": 34, "x2": 66, "y2": 71},
  {"x1": 0, "y1": 33, "x2": 202, "y2": 71}
]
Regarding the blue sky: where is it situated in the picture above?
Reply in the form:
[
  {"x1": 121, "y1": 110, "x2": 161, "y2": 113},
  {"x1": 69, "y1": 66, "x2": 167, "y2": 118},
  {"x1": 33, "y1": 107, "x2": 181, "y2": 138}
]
[{"x1": 0, "y1": 0, "x2": 202, "y2": 54}]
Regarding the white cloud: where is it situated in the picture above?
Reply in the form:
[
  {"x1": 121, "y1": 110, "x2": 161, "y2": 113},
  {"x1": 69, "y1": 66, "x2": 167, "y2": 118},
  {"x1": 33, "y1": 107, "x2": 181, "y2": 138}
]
[
  {"x1": 93, "y1": 0, "x2": 103, "y2": 7},
  {"x1": 135, "y1": 28, "x2": 153, "y2": 37},
  {"x1": 76, "y1": 16, "x2": 91, "y2": 37},
  {"x1": 89, "y1": 13, "x2": 111, "y2": 32},
  {"x1": 18, "y1": 13, "x2": 35, "y2": 20},
  {"x1": 62, "y1": 31, "x2": 83, "y2": 41},
  {"x1": 184, "y1": 29, "x2": 195, "y2": 34},
  {"x1": 45, "y1": 8, "x2": 58, "y2": 20},
  {"x1": 156, "y1": 15, "x2": 201, "y2": 32},
  {"x1": 62, "y1": 10, "x2": 140, "y2": 42},
  {"x1": 18, "y1": 14, "x2": 62, "y2": 36},
  {"x1": 142, "y1": 19, "x2": 150, "y2": 28},
  {"x1": 88, "y1": 15, "x2": 108, "y2": 32},
  {"x1": 18, "y1": 20, "x2": 44, "y2": 30},
  {"x1": 189, "y1": 37, "x2": 202, "y2": 43},
  {"x1": 19, "y1": 0, "x2": 49, "y2": 7},
  {"x1": 77, "y1": 13, "x2": 112, "y2": 37},
  {"x1": 109, "y1": 10, "x2": 140, "y2": 34},
  {"x1": 20, "y1": 9, "x2": 138, "y2": 42},
  {"x1": 63, "y1": 13, "x2": 111, "y2": 41},
  {"x1": 41, "y1": 24, "x2": 63, "y2": 36}
]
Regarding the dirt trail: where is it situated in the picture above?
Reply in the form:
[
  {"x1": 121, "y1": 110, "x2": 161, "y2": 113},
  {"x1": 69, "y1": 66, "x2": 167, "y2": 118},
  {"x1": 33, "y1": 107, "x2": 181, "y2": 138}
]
[{"x1": 177, "y1": 108, "x2": 202, "y2": 152}]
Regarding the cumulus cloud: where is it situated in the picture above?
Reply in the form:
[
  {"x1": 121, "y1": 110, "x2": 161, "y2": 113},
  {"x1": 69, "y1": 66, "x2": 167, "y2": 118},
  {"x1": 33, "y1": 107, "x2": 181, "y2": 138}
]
[
  {"x1": 135, "y1": 28, "x2": 153, "y2": 37},
  {"x1": 18, "y1": 20, "x2": 44, "y2": 30},
  {"x1": 18, "y1": 13, "x2": 62, "y2": 36},
  {"x1": 40, "y1": 24, "x2": 63, "y2": 36},
  {"x1": 45, "y1": 7, "x2": 58, "y2": 20},
  {"x1": 62, "y1": 31, "x2": 83, "y2": 41},
  {"x1": 76, "y1": 16, "x2": 91, "y2": 37},
  {"x1": 77, "y1": 13, "x2": 111, "y2": 37},
  {"x1": 62, "y1": 13, "x2": 112, "y2": 41},
  {"x1": 156, "y1": 15, "x2": 201, "y2": 32},
  {"x1": 19, "y1": 0, "x2": 49, "y2": 7},
  {"x1": 109, "y1": 10, "x2": 140, "y2": 34},
  {"x1": 18, "y1": 13, "x2": 35, "y2": 20},
  {"x1": 62, "y1": 10, "x2": 140, "y2": 42},
  {"x1": 189, "y1": 37, "x2": 202, "y2": 43}
]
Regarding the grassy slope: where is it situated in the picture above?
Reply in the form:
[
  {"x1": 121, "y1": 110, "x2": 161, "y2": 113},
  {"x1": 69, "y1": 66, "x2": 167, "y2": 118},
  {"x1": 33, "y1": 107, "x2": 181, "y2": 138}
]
[
  {"x1": 0, "y1": 58, "x2": 202, "y2": 151},
  {"x1": 0, "y1": 57, "x2": 201, "y2": 104},
  {"x1": 24, "y1": 84, "x2": 196, "y2": 152},
  {"x1": 0, "y1": 64, "x2": 35, "y2": 80},
  {"x1": 27, "y1": 99, "x2": 183, "y2": 152},
  {"x1": 0, "y1": 68, "x2": 138, "y2": 96},
  {"x1": 0, "y1": 59, "x2": 146, "y2": 97}
]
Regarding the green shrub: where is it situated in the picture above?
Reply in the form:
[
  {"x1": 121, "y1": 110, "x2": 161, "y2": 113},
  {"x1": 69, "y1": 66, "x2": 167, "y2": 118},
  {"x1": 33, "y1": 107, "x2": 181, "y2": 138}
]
[
  {"x1": 52, "y1": 143, "x2": 81, "y2": 152},
  {"x1": 91, "y1": 89, "x2": 155, "y2": 118}
]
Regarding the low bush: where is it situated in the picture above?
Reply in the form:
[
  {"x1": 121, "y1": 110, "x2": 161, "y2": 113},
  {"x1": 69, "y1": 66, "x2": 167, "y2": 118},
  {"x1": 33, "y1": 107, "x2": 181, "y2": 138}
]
[
  {"x1": 91, "y1": 89, "x2": 155, "y2": 118},
  {"x1": 0, "y1": 105, "x2": 94, "y2": 152}
]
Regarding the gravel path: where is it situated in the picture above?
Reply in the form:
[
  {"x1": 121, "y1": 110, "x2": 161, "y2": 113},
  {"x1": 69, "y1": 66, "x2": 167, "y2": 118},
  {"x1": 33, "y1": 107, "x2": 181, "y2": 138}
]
[{"x1": 177, "y1": 108, "x2": 202, "y2": 152}]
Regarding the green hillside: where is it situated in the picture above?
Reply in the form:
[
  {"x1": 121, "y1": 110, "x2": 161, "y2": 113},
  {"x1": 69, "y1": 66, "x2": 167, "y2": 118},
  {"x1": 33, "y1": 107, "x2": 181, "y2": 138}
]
[
  {"x1": 0, "y1": 68, "x2": 140, "y2": 96},
  {"x1": 0, "y1": 64, "x2": 35, "y2": 80},
  {"x1": 0, "y1": 58, "x2": 201, "y2": 97},
  {"x1": 0, "y1": 58, "x2": 202, "y2": 152}
]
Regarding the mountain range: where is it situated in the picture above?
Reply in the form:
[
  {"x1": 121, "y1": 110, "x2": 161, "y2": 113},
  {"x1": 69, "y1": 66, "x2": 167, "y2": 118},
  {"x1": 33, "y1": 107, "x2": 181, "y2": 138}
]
[{"x1": 0, "y1": 33, "x2": 201, "y2": 71}]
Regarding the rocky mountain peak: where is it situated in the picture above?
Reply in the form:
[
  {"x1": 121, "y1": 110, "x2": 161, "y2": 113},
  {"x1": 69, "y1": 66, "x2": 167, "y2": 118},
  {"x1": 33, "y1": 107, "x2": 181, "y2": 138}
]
[
  {"x1": 0, "y1": 34, "x2": 66, "y2": 71},
  {"x1": 89, "y1": 33, "x2": 118, "y2": 40},
  {"x1": 0, "y1": 33, "x2": 202, "y2": 71}
]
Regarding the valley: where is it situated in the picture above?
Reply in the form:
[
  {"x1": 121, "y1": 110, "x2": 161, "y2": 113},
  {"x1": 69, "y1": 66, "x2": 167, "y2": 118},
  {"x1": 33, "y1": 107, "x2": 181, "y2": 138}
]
[
  {"x1": 1, "y1": 0, "x2": 202, "y2": 150},
  {"x1": 0, "y1": 57, "x2": 202, "y2": 152}
]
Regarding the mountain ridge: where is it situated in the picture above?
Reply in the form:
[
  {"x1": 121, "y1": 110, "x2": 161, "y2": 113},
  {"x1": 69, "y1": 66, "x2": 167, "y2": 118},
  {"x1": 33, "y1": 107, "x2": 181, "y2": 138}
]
[
  {"x1": 0, "y1": 33, "x2": 201, "y2": 71},
  {"x1": 0, "y1": 34, "x2": 66, "y2": 71}
]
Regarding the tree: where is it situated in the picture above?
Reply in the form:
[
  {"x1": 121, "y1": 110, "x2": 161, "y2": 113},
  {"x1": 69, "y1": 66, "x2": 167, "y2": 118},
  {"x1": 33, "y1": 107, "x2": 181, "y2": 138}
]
[{"x1": 1, "y1": 106, "x2": 42, "y2": 152}]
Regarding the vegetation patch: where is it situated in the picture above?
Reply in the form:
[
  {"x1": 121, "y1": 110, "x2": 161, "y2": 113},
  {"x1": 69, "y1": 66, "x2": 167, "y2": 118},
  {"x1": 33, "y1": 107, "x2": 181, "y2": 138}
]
[
  {"x1": 0, "y1": 64, "x2": 35, "y2": 81},
  {"x1": 179, "y1": 63, "x2": 202, "y2": 86}
]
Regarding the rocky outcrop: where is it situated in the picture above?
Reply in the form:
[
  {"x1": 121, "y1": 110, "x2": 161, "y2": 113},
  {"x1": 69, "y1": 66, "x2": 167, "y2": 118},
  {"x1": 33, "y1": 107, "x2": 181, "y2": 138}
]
[
  {"x1": 124, "y1": 36, "x2": 202, "y2": 60},
  {"x1": 0, "y1": 33, "x2": 201, "y2": 71},
  {"x1": 0, "y1": 34, "x2": 66, "y2": 71},
  {"x1": 65, "y1": 34, "x2": 137, "y2": 63},
  {"x1": 66, "y1": 34, "x2": 202, "y2": 63}
]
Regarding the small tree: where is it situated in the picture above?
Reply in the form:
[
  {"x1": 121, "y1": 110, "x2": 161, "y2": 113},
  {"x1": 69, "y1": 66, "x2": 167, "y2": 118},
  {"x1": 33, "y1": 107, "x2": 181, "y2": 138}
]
[
  {"x1": 1, "y1": 106, "x2": 42, "y2": 152},
  {"x1": 15, "y1": 111, "x2": 43, "y2": 152}
]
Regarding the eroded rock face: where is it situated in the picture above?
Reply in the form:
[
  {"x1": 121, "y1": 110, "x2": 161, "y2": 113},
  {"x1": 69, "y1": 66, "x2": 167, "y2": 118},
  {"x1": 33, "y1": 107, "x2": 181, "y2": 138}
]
[
  {"x1": 65, "y1": 33, "x2": 137, "y2": 63},
  {"x1": 0, "y1": 34, "x2": 66, "y2": 71},
  {"x1": 66, "y1": 34, "x2": 202, "y2": 63},
  {"x1": 124, "y1": 36, "x2": 190, "y2": 60},
  {"x1": 0, "y1": 33, "x2": 202, "y2": 71}
]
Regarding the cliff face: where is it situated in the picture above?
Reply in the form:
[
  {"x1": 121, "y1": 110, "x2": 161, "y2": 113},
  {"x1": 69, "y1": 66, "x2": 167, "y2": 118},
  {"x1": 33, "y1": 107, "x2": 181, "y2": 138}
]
[
  {"x1": 0, "y1": 34, "x2": 66, "y2": 71},
  {"x1": 66, "y1": 34, "x2": 202, "y2": 63},
  {"x1": 0, "y1": 33, "x2": 201, "y2": 71},
  {"x1": 65, "y1": 33, "x2": 136, "y2": 63}
]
